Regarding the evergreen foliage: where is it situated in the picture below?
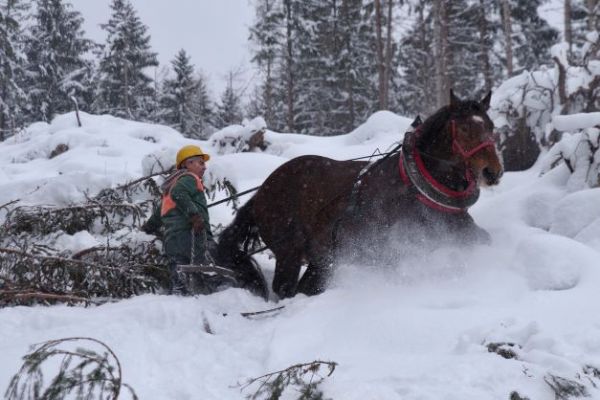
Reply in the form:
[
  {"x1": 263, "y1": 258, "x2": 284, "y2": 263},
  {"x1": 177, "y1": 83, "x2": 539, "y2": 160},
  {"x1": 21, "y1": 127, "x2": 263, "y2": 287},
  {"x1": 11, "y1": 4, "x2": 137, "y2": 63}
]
[
  {"x1": 0, "y1": 0, "x2": 28, "y2": 139},
  {"x1": 508, "y1": 0, "x2": 559, "y2": 72},
  {"x1": 95, "y1": 0, "x2": 158, "y2": 120},
  {"x1": 216, "y1": 72, "x2": 243, "y2": 127},
  {"x1": 239, "y1": 360, "x2": 337, "y2": 400},
  {"x1": 5, "y1": 337, "x2": 138, "y2": 400},
  {"x1": 23, "y1": 0, "x2": 95, "y2": 123},
  {"x1": 159, "y1": 49, "x2": 214, "y2": 138},
  {"x1": 249, "y1": 0, "x2": 283, "y2": 127}
]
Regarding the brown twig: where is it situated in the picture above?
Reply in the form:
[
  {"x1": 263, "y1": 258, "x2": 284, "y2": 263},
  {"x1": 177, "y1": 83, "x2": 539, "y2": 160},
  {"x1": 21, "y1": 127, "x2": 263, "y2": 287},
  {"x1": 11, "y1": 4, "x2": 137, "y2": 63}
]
[
  {"x1": 1, "y1": 291, "x2": 97, "y2": 305},
  {"x1": 71, "y1": 246, "x2": 127, "y2": 260},
  {"x1": 0, "y1": 247, "x2": 120, "y2": 271}
]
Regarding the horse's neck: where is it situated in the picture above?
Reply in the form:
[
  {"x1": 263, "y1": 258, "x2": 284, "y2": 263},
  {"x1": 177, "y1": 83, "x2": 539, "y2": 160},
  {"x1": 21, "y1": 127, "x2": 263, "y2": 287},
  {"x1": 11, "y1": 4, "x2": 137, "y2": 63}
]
[{"x1": 418, "y1": 133, "x2": 470, "y2": 192}]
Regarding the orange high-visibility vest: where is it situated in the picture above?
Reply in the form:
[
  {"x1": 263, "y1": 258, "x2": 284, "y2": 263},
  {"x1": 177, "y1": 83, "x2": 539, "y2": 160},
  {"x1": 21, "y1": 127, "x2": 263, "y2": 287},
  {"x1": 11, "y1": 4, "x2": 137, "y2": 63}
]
[{"x1": 160, "y1": 172, "x2": 205, "y2": 217}]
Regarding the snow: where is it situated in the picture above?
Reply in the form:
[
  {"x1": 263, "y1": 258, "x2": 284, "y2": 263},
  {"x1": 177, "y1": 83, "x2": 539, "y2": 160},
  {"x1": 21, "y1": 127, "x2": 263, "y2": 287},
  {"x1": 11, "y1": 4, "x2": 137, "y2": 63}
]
[
  {"x1": 2, "y1": 110, "x2": 600, "y2": 399},
  {"x1": 553, "y1": 112, "x2": 600, "y2": 131}
]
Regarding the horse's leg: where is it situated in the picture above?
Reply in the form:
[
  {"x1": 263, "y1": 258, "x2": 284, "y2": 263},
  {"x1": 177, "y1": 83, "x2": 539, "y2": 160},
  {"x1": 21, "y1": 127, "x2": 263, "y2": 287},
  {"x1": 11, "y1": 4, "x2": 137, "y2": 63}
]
[
  {"x1": 297, "y1": 254, "x2": 334, "y2": 296},
  {"x1": 272, "y1": 249, "x2": 303, "y2": 298}
]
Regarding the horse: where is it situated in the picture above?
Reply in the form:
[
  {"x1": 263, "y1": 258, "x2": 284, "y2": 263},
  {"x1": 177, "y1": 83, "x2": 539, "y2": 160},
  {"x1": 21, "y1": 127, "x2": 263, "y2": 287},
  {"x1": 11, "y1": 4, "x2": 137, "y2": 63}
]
[{"x1": 215, "y1": 91, "x2": 503, "y2": 299}]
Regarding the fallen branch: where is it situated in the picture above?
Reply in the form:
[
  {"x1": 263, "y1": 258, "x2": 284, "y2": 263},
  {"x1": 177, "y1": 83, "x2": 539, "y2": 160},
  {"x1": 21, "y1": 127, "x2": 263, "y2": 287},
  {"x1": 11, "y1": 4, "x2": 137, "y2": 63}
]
[
  {"x1": 0, "y1": 247, "x2": 120, "y2": 271},
  {"x1": 240, "y1": 306, "x2": 285, "y2": 319},
  {"x1": 0, "y1": 198, "x2": 20, "y2": 212},
  {"x1": 0, "y1": 290, "x2": 97, "y2": 306},
  {"x1": 5, "y1": 337, "x2": 138, "y2": 400},
  {"x1": 238, "y1": 360, "x2": 337, "y2": 400}
]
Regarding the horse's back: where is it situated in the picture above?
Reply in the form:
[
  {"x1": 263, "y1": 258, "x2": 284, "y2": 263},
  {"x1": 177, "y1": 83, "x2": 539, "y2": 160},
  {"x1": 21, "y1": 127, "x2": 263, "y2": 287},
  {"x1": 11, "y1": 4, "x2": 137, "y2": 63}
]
[{"x1": 252, "y1": 155, "x2": 366, "y2": 250}]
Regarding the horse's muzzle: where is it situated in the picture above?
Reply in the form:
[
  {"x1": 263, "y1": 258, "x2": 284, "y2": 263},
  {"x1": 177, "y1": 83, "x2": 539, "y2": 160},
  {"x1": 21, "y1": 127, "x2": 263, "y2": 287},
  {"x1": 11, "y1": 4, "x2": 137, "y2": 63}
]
[{"x1": 482, "y1": 167, "x2": 502, "y2": 186}]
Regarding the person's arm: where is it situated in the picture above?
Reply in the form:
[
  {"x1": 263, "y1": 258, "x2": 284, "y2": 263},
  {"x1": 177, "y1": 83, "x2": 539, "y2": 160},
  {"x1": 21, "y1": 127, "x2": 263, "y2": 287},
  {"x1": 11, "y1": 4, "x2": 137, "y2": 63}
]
[
  {"x1": 170, "y1": 175, "x2": 202, "y2": 219},
  {"x1": 141, "y1": 201, "x2": 162, "y2": 235}
]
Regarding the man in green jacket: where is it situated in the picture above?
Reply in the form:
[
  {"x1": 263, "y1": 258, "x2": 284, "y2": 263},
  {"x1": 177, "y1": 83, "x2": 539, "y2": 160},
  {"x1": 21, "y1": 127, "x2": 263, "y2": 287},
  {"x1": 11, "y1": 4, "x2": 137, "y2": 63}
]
[{"x1": 143, "y1": 144, "x2": 215, "y2": 294}]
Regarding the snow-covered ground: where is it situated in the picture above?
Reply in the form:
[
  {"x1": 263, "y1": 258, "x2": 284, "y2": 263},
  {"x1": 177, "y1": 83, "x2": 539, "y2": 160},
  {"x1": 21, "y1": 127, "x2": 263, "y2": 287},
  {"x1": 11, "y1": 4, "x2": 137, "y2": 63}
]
[{"x1": 1, "y1": 111, "x2": 600, "y2": 399}]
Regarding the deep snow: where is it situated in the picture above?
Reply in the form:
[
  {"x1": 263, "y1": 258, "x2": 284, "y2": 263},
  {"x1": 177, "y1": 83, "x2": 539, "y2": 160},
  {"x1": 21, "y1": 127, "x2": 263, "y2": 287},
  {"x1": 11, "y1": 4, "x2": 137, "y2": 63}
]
[{"x1": 1, "y1": 111, "x2": 600, "y2": 399}]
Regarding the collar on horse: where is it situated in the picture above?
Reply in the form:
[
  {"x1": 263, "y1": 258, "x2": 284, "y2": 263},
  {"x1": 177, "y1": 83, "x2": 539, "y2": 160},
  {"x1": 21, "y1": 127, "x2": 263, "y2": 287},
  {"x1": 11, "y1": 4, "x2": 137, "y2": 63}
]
[{"x1": 399, "y1": 123, "x2": 483, "y2": 214}]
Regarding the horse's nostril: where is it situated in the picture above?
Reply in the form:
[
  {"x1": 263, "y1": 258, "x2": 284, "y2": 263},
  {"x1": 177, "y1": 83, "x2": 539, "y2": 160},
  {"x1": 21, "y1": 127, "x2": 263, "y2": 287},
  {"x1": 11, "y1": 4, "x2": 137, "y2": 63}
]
[{"x1": 482, "y1": 168, "x2": 498, "y2": 184}]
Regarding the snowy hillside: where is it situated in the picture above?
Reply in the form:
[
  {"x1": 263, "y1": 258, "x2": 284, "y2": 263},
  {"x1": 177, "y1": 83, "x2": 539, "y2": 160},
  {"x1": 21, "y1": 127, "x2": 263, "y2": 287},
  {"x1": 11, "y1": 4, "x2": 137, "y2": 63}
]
[{"x1": 2, "y1": 111, "x2": 600, "y2": 399}]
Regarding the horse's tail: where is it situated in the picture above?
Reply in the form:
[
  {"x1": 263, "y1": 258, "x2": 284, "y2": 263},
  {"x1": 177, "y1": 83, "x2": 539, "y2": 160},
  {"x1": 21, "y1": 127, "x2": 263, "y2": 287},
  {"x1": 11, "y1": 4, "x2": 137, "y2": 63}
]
[{"x1": 216, "y1": 197, "x2": 268, "y2": 299}]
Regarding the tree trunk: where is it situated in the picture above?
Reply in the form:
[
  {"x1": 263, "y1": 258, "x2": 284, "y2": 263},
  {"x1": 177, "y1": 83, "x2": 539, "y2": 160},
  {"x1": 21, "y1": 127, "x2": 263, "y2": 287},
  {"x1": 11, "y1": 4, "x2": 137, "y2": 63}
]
[
  {"x1": 374, "y1": 0, "x2": 386, "y2": 110},
  {"x1": 564, "y1": 0, "x2": 573, "y2": 60},
  {"x1": 554, "y1": 56, "x2": 569, "y2": 113},
  {"x1": 478, "y1": 0, "x2": 493, "y2": 93},
  {"x1": 434, "y1": 0, "x2": 449, "y2": 108},
  {"x1": 501, "y1": 0, "x2": 514, "y2": 76},
  {"x1": 416, "y1": 3, "x2": 433, "y2": 114},
  {"x1": 587, "y1": 0, "x2": 598, "y2": 32},
  {"x1": 284, "y1": 0, "x2": 295, "y2": 131},
  {"x1": 383, "y1": 0, "x2": 393, "y2": 110}
]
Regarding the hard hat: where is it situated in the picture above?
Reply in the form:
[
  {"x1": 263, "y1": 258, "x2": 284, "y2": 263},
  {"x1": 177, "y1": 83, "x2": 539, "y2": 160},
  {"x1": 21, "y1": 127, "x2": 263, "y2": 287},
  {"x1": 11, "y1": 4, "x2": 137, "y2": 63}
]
[{"x1": 176, "y1": 145, "x2": 210, "y2": 169}]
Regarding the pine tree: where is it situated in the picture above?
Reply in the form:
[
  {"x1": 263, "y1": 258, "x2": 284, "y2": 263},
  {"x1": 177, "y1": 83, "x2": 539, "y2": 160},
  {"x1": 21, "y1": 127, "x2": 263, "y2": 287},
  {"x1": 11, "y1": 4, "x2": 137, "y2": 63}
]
[
  {"x1": 216, "y1": 72, "x2": 243, "y2": 128},
  {"x1": 160, "y1": 49, "x2": 199, "y2": 136},
  {"x1": 249, "y1": 0, "x2": 283, "y2": 128},
  {"x1": 23, "y1": 0, "x2": 95, "y2": 123},
  {"x1": 397, "y1": 0, "x2": 437, "y2": 115},
  {"x1": 0, "y1": 0, "x2": 28, "y2": 138},
  {"x1": 191, "y1": 72, "x2": 215, "y2": 137},
  {"x1": 398, "y1": 0, "x2": 483, "y2": 114},
  {"x1": 95, "y1": 0, "x2": 158, "y2": 120},
  {"x1": 509, "y1": 0, "x2": 559, "y2": 72}
]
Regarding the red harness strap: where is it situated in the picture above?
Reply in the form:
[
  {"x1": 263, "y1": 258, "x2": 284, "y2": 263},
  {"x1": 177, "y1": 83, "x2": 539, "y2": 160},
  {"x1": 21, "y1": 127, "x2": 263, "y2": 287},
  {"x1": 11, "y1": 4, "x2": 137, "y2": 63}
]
[
  {"x1": 451, "y1": 120, "x2": 497, "y2": 160},
  {"x1": 398, "y1": 149, "x2": 467, "y2": 214},
  {"x1": 398, "y1": 121, "x2": 493, "y2": 214}
]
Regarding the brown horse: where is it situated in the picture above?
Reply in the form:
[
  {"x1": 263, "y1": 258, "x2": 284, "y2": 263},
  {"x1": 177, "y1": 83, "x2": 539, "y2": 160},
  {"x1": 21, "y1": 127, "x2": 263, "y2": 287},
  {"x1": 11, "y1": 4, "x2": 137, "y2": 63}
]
[{"x1": 216, "y1": 91, "x2": 504, "y2": 298}]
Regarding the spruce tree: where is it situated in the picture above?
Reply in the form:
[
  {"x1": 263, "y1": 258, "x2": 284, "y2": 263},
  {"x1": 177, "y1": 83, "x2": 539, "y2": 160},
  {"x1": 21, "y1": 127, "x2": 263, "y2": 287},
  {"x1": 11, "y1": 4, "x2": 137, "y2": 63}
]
[
  {"x1": 95, "y1": 0, "x2": 158, "y2": 120},
  {"x1": 191, "y1": 72, "x2": 215, "y2": 138},
  {"x1": 0, "y1": 0, "x2": 28, "y2": 138},
  {"x1": 216, "y1": 72, "x2": 243, "y2": 128},
  {"x1": 249, "y1": 0, "x2": 283, "y2": 128},
  {"x1": 160, "y1": 49, "x2": 198, "y2": 136},
  {"x1": 23, "y1": 0, "x2": 95, "y2": 123},
  {"x1": 509, "y1": 0, "x2": 559, "y2": 72}
]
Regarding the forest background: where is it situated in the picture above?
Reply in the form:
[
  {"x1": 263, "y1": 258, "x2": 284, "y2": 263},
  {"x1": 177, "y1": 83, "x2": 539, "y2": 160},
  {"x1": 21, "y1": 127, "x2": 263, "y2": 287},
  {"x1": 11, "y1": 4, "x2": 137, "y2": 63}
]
[{"x1": 2, "y1": 0, "x2": 599, "y2": 170}]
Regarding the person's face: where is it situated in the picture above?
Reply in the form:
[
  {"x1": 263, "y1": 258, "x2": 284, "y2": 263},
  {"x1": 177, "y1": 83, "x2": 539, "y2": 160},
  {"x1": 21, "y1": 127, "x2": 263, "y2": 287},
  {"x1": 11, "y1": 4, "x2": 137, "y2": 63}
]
[{"x1": 184, "y1": 157, "x2": 206, "y2": 177}]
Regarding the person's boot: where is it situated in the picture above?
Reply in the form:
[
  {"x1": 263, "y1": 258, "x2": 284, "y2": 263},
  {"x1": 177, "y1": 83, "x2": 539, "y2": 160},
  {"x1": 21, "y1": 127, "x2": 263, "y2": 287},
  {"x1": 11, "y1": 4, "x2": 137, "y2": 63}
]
[{"x1": 169, "y1": 264, "x2": 188, "y2": 296}]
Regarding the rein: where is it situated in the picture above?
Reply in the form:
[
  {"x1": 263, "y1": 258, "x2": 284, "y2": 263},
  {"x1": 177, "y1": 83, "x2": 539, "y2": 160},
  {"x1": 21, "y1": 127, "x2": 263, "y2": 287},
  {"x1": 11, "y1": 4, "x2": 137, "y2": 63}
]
[{"x1": 207, "y1": 149, "x2": 401, "y2": 209}]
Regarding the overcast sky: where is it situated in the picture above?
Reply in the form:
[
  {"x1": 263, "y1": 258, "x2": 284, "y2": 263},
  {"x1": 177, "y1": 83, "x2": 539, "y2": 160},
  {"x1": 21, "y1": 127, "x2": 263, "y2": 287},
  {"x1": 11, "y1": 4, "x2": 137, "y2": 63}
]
[{"x1": 70, "y1": 0, "x2": 256, "y2": 97}]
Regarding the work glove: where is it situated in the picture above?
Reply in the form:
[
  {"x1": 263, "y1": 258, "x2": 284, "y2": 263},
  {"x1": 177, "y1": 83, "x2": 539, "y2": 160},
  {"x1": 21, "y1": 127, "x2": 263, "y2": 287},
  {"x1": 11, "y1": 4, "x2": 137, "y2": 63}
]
[
  {"x1": 141, "y1": 221, "x2": 154, "y2": 235},
  {"x1": 190, "y1": 214, "x2": 204, "y2": 233}
]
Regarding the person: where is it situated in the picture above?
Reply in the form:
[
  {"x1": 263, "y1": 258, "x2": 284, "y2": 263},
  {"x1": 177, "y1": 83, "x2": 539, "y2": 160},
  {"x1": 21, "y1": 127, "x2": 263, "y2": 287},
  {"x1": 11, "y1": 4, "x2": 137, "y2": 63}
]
[{"x1": 142, "y1": 144, "x2": 216, "y2": 294}]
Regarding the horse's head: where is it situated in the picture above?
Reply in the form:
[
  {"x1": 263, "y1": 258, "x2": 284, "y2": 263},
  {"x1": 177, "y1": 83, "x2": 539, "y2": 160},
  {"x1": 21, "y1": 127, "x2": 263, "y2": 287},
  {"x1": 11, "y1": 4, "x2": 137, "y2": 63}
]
[{"x1": 418, "y1": 90, "x2": 503, "y2": 187}]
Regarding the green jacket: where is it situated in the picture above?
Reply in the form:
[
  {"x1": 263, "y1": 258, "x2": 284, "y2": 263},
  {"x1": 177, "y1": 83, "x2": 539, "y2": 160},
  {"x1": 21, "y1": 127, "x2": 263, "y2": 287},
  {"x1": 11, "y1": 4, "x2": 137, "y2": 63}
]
[{"x1": 145, "y1": 172, "x2": 213, "y2": 263}]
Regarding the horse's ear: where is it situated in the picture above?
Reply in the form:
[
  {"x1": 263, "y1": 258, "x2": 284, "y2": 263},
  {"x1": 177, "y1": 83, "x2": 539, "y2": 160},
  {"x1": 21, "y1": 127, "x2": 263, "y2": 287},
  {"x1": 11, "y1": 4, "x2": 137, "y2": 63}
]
[
  {"x1": 411, "y1": 115, "x2": 422, "y2": 128},
  {"x1": 480, "y1": 91, "x2": 492, "y2": 111},
  {"x1": 449, "y1": 89, "x2": 461, "y2": 107}
]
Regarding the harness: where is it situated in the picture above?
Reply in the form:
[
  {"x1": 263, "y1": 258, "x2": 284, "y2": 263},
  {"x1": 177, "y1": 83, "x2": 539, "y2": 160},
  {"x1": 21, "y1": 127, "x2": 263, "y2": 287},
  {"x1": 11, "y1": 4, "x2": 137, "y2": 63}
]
[
  {"x1": 160, "y1": 170, "x2": 205, "y2": 217},
  {"x1": 398, "y1": 121, "x2": 495, "y2": 213}
]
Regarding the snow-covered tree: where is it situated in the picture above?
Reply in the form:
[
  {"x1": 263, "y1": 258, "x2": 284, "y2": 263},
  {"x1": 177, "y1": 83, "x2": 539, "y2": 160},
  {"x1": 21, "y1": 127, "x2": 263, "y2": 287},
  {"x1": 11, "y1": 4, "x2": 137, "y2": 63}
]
[
  {"x1": 191, "y1": 73, "x2": 215, "y2": 138},
  {"x1": 95, "y1": 0, "x2": 158, "y2": 120},
  {"x1": 23, "y1": 0, "x2": 95, "y2": 123},
  {"x1": 0, "y1": 0, "x2": 28, "y2": 139},
  {"x1": 508, "y1": 0, "x2": 560, "y2": 73},
  {"x1": 216, "y1": 72, "x2": 243, "y2": 128},
  {"x1": 249, "y1": 0, "x2": 283, "y2": 128},
  {"x1": 160, "y1": 49, "x2": 199, "y2": 136}
]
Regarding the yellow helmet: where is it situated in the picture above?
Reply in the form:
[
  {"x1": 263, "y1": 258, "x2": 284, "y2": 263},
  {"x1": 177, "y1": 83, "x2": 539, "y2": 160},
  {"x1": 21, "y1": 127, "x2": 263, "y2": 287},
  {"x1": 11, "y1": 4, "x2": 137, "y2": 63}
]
[{"x1": 176, "y1": 145, "x2": 210, "y2": 169}]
